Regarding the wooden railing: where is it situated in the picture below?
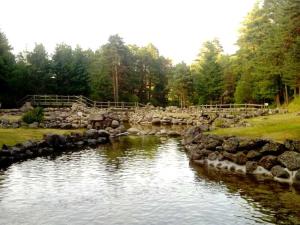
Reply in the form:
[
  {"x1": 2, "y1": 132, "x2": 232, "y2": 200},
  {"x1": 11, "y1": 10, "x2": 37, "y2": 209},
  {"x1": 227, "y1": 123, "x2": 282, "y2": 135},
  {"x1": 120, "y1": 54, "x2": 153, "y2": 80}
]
[
  {"x1": 18, "y1": 95, "x2": 144, "y2": 109},
  {"x1": 197, "y1": 103, "x2": 265, "y2": 109}
]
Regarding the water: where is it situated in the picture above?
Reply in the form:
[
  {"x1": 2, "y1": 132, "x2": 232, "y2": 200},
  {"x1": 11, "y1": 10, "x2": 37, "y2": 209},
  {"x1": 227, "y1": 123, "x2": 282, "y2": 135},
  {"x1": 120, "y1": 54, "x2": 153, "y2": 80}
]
[{"x1": 0, "y1": 136, "x2": 299, "y2": 225}]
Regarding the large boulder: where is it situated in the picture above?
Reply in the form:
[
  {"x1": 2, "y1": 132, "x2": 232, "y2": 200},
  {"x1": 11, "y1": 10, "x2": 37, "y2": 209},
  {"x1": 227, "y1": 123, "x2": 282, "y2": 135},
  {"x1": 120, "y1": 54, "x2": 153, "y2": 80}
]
[
  {"x1": 258, "y1": 155, "x2": 278, "y2": 170},
  {"x1": 271, "y1": 165, "x2": 290, "y2": 179},
  {"x1": 278, "y1": 151, "x2": 300, "y2": 171}
]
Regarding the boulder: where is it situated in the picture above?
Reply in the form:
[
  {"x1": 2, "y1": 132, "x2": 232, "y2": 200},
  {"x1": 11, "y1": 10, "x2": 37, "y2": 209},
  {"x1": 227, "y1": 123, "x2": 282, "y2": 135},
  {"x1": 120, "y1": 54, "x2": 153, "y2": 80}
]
[
  {"x1": 127, "y1": 127, "x2": 140, "y2": 135},
  {"x1": 151, "y1": 118, "x2": 161, "y2": 125},
  {"x1": 258, "y1": 155, "x2": 278, "y2": 170},
  {"x1": 294, "y1": 170, "x2": 300, "y2": 184},
  {"x1": 271, "y1": 165, "x2": 290, "y2": 179},
  {"x1": 247, "y1": 150, "x2": 261, "y2": 160},
  {"x1": 85, "y1": 129, "x2": 99, "y2": 138},
  {"x1": 284, "y1": 140, "x2": 300, "y2": 153},
  {"x1": 222, "y1": 137, "x2": 239, "y2": 153},
  {"x1": 111, "y1": 120, "x2": 120, "y2": 128},
  {"x1": 208, "y1": 152, "x2": 218, "y2": 161},
  {"x1": 246, "y1": 161, "x2": 258, "y2": 174},
  {"x1": 234, "y1": 152, "x2": 247, "y2": 165},
  {"x1": 260, "y1": 142, "x2": 285, "y2": 155},
  {"x1": 167, "y1": 131, "x2": 181, "y2": 137},
  {"x1": 278, "y1": 151, "x2": 300, "y2": 171}
]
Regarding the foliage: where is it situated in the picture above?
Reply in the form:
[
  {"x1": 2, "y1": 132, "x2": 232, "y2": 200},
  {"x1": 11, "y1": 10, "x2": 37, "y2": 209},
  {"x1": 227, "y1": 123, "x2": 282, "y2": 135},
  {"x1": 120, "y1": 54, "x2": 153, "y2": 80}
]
[{"x1": 22, "y1": 107, "x2": 44, "y2": 124}]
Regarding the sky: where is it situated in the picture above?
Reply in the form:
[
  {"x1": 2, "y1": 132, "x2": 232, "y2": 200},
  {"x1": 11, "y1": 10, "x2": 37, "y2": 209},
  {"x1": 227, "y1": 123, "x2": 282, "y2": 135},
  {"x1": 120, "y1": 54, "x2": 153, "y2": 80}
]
[{"x1": 0, "y1": 0, "x2": 257, "y2": 64}]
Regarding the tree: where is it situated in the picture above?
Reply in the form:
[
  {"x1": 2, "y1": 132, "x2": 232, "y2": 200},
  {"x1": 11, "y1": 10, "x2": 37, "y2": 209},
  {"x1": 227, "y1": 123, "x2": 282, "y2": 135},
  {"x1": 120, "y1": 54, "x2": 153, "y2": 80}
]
[
  {"x1": 168, "y1": 62, "x2": 193, "y2": 107},
  {"x1": 192, "y1": 39, "x2": 223, "y2": 104}
]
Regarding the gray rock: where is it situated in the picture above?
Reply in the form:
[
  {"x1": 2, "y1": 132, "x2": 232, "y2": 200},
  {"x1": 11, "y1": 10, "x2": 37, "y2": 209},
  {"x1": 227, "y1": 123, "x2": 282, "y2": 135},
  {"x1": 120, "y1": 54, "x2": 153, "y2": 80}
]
[
  {"x1": 271, "y1": 165, "x2": 290, "y2": 179},
  {"x1": 111, "y1": 120, "x2": 120, "y2": 128},
  {"x1": 260, "y1": 142, "x2": 285, "y2": 155},
  {"x1": 294, "y1": 170, "x2": 300, "y2": 184},
  {"x1": 278, "y1": 151, "x2": 300, "y2": 171}
]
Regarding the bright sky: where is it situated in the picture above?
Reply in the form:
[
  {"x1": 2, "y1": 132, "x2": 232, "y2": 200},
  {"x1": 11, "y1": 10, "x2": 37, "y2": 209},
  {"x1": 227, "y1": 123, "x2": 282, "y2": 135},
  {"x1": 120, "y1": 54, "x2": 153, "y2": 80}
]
[{"x1": 0, "y1": 0, "x2": 257, "y2": 64}]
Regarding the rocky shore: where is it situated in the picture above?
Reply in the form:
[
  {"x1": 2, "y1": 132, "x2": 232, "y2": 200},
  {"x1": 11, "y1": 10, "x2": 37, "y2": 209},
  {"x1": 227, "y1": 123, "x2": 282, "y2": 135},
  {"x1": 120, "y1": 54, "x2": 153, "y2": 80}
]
[
  {"x1": 0, "y1": 129, "x2": 110, "y2": 169},
  {"x1": 182, "y1": 126, "x2": 300, "y2": 187}
]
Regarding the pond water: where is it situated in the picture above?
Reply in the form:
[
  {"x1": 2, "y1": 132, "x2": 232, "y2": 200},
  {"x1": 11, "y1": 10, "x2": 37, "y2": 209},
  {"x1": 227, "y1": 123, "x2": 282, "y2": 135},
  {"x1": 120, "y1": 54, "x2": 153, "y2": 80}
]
[{"x1": 0, "y1": 136, "x2": 299, "y2": 225}]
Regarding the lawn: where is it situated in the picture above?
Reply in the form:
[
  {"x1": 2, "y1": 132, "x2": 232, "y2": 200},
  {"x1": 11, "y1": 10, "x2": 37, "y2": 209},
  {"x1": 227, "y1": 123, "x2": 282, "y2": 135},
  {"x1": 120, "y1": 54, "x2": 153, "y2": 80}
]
[
  {"x1": 210, "y1": 113, "x2": 300, "y2": 142},
  {"x1": 0, "y1": 128, "x2": 84, "y2": 147}
]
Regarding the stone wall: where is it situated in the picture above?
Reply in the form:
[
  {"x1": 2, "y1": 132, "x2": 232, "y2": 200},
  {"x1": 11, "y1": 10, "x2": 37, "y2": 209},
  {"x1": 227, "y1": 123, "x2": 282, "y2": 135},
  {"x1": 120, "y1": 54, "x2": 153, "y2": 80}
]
[
  {"x1": 183, "y1": 126, "x2": 300, "y2": 187},
  {"x1": 0, "y1": 129, "x2": 110, "y2": 169}
]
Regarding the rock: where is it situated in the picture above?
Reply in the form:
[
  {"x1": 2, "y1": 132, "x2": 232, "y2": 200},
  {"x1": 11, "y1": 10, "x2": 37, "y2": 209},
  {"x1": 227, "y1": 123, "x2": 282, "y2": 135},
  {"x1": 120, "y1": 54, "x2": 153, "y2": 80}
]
[
  {"x1": 246, "y1": 161, "x2": 258, "y2": 174},
  {"x1": 183, "y1": 126, "x2": 203, "y2": 145},
  {"x1": 167, "y1": 131, "x2": 181, "y2": 137},
  {"x1": 20, "y1": 102, "x2": 33, "y2": 112},
  {"x1": 60, "y1": 123, "x2": 72, "y2": 129},
  {"x1": 222, "y1": 137, "x2": 239, "y2": 153},
  {"x1": 28, "y1": 122, "x2": 39, "y2": 128},
  {"x1": 234, "y1": 152, "x2": 247, "y2": 165},
  {"x1": 278, "y1": 151, "x2": 300, "y2": 171},
  {"x1": 194, "y1": 149, "x2": 212, "y2": 160},
  {"x1": 284, "y1": 140, "x2": 300, "y2": 153},
  {"x1": 260, "y1": 142, "x2": 285, "y2": 155},
  {"x1": 44, "y1": 134, "x2": 67, "y2": 148},
  {"x1": 294, "y1": 170, "x2": 300, "y2": 184},
  {"x1": 87, "y1": 139, "x2": 97, "y2": 146},
  {"x1": 98, "y1": 129, "x2": 110, "y2": 138},
  {"x1": 151, "y1": 118, "x2": 161, "y2": 125},
  {"x1": 247, "y1": 150, "x2": 261, "y2": 160},
  {"x1": 223, "y1": 151, "x2": 235, "y2": 162},
  {"x1": 208, "y1": 152, "x2": 218, "y2": 161},
  {"x1": 127, "y1": 127, "x2": 140, "y2": 135},
  {"x1": 258, "y1": 155, "x2": 278, "y2": 170},
  {"x1": 85, "y1": 129, "x2": 99, "y2": 138},
  {"x1": 199, "y1": 124, "x2": 209, "y2": 132},
  {"x1": 111, "y1": 120, "x2": 120, "y2": 128},
  {"x1": 271, "y1": 165, "x2": 290, "y2": 179}
]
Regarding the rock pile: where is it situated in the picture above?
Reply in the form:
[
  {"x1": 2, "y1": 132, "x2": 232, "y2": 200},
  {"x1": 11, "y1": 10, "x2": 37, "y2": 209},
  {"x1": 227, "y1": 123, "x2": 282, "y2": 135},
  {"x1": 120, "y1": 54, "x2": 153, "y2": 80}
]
[
  {"x1": 0, "y1": 129, "x2": 110, "y2": 168},
  {"x1": 183, "y1": 126, "x2": 300, "y2": 186}
]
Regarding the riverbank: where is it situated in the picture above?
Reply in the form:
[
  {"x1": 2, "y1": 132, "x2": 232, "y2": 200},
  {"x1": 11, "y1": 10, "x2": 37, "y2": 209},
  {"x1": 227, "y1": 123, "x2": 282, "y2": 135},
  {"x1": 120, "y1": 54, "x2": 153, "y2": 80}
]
[{"x1": 183, "y1": 126, "x2": 300, "y2": 187}]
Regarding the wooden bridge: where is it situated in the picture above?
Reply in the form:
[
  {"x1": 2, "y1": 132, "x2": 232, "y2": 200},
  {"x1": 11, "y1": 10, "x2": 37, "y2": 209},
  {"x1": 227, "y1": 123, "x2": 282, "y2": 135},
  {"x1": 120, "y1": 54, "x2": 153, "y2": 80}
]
[
  {"x1": 17, "y1": 95, "x2": 144, "y2": 110},
  {"x1": 16, "y1": 95, "x2": 266, "y2": 112}
]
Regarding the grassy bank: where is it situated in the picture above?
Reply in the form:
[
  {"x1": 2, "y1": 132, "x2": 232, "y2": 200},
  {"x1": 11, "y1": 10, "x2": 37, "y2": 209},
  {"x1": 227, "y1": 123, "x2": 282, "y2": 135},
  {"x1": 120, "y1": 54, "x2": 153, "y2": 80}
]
[
  {"x1": 210, "y1": 113, "x2": 300, "y2": 142},
  {"x1": 0, "y1": 128, "x2": 84, "y2": 147}
]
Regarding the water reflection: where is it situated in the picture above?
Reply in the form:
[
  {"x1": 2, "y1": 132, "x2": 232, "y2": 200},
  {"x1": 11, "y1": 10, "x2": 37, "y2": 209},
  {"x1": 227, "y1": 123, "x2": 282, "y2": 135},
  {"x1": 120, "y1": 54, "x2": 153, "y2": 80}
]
[
  {"x1": 0, "y1": 136, "x2": 299, "y2": 225},
  {"x1": 190, "y1": 162, "x2": 300, "y2": 225}
]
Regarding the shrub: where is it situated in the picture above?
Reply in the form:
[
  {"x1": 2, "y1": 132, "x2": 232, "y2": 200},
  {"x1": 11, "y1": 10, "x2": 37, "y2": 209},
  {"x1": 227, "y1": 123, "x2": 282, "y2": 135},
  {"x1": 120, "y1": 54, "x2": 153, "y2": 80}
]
[{"x1": 22, "y1": 107, "x2": 44, "y2": 124}]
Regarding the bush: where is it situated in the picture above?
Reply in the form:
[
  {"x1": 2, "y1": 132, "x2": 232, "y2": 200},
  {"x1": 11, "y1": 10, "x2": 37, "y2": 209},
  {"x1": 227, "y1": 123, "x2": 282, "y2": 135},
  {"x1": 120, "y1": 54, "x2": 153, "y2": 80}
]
[{"x1": 22, "y1": 107, "x2": 44, "y2": 124}]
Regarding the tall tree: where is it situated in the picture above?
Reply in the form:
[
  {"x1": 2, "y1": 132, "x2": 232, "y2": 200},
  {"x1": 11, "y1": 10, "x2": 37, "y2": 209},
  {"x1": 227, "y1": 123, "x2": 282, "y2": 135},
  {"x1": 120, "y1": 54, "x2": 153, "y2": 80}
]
[{"x1": 192, "y1": 39, "x2": 223, "y2": 104}]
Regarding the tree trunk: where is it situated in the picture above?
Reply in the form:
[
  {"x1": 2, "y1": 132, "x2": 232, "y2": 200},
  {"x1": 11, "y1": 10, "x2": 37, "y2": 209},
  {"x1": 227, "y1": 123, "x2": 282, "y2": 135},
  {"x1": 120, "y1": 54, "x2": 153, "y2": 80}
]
[
  {"x1": 275, "y1": 93, "x2": 280, "y2": 107},
  {"x1": 284, "y1": 84, "x2": 289, "y2": 104}
]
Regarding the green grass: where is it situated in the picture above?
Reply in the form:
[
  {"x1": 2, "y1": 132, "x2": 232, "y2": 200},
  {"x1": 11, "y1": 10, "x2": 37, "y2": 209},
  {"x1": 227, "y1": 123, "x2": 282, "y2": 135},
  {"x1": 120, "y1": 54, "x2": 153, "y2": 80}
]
[
  {"x1": 210, "y1": 113, "x2": 300, "y2": 142},
  {"x1": 286, "y1": 97, "x2": 300, "y2": 113},
  {"x1": 0, "y1": 128, "x2": 84, "y2": 147}
]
